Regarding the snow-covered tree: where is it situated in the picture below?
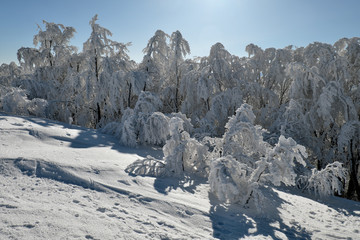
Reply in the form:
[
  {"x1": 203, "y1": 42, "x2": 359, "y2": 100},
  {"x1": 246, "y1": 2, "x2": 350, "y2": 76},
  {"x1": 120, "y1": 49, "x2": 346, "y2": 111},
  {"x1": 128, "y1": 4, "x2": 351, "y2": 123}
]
[
  {"x1": 142, "y1": 112, "x2": 170, "y2": 146},
  {"x1": 337, "y1": 121, "x2": 360, "y2": 200},
  {"x1": 168, "y1": 30, "x2": 190, "y2": 112},
  {"x1": 206, "y1": 42, "x2": 234, "y2": 90},
  {"x1": 126, "y1": 115, "x2": 208, "y2": 178},
  {"x1": 209, "y1": 155, "x2": 264, "y2": 206},
  {"x1": 283, "y1": 64, "x2": 357, "y2": 168},
  {"x1": 0, "y1": 62, "x2": 21, "y2": 86},
  {"x1": 17, "y1": 20, "x2": 76, "y2": 73},
  {"x1": 245, "y1": 43, "x2": 265, "y2": 83},
  {"x1": 264, "y1": 47, "x2": 293, "y2": 105},
  {"x1": 302, "y1": 162, "x2": 346, "y2": 197},
  {"x1": 141, "y1": 30, "x2": 169, "y2": 93},
  {"x1": 1, "y1": 87, "x2": 47, "y2": 117},
  {"x1": 209, "y1": 104, "x2": 308, "y2": 208},
  {"x1": 33, "y1": 20, "x2": 77, "y2": 67},
  {"x1": 17, "y1": 47, "x2": 43, "y2": 72},
  {"x1": 334, "y1": 37, "x2": 360, "y2": 118},
  {"x1": 5, "y1": 19, "x2": 360, "y2": 205},
  {"x1": 83, "y1": 14, "x2": 132, "y2": 127}
]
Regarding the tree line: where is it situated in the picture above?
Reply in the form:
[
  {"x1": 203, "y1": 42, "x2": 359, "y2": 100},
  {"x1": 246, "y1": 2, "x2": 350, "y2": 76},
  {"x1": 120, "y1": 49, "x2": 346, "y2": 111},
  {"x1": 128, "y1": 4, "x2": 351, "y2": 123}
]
[{"x1": 1, "y1": 15, "x2": 359, "y2": 205}]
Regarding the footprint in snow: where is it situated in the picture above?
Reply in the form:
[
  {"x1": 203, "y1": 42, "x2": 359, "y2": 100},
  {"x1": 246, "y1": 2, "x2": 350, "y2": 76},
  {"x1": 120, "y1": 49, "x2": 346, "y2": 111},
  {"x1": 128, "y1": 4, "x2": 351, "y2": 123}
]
[
  {"x1": 185, "y1": 210, "x2": 194, "y2": 216},
  {"x1": 96, "y1": 207, "x2": 107, "y2": 213},
  {"x1": 0, "y1": 204, "x2": 18, "y2": 209},
  {"x1": 85, "y1": 235, "x2": 97, "y2": 240}
]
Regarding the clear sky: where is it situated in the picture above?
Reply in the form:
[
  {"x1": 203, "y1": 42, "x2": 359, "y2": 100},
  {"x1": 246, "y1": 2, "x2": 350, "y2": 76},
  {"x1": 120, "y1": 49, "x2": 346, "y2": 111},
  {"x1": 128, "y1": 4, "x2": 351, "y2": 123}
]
[{"x1": 1, "y1": 0, "x2": 360, "y2": 64}]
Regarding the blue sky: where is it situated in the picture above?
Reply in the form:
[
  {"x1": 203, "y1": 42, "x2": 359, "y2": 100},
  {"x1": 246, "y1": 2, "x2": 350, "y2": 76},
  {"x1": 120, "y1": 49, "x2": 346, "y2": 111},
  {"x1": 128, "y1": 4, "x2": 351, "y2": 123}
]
[{"x1": 1, "y1": 0, "x2": 360, "y2": 64}]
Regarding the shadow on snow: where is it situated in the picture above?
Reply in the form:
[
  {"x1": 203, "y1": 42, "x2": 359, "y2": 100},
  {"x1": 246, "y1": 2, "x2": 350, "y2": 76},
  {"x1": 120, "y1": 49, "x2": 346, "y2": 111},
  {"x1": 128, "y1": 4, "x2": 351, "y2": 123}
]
[
  {"x1": 0, "y1": 112, "x2": 163, "y2": 158},
  {"x1": 153, "y1": 174, "x2": 207, "y2": 195},
  {"x1": 208, "y1": 188, "x2": 312, "y2": 240},
  {"x1": 150, "y1": 171, "x2": 312, "y2": 239}
]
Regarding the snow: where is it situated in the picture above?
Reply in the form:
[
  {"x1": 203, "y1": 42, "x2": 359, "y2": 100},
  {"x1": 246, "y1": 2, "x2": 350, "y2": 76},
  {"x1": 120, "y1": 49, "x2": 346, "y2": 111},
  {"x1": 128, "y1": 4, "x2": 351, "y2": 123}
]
[{"x1": 1, "y1": 113, "x2": 360, "y2": 239}]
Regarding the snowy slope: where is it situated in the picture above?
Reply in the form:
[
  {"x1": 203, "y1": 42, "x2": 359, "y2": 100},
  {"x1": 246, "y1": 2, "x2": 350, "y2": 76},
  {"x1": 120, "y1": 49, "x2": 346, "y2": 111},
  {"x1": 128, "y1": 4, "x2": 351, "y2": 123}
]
[{"x1": 1, "y1": 113, "x2": 360, "y2": 240}]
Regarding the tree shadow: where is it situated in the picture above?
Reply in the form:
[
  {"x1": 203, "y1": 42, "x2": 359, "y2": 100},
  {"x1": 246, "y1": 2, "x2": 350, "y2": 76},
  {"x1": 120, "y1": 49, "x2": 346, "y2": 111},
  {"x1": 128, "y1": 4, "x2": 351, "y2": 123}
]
[
  {"x1": 19, "y1": 113, "x2": 75, "y2": 129},
  {"x1": 59, "y1": 125, "x2": 164, "y2": 158},
  {"x1": 153, "y1": 174, "x2": 207, "y2": 195},
  {"x1": 208, "y1": 187, "x2": 312, "y2": 240},
  {"x1": 1, "y1": 112, "x2": 164, "y2": 158},
  {"x1": 279, "y1": 185, "x2": 360, "y2": 218},
  {"x1": 320, "y1": 195, "x2": 360, "y2": 217}
]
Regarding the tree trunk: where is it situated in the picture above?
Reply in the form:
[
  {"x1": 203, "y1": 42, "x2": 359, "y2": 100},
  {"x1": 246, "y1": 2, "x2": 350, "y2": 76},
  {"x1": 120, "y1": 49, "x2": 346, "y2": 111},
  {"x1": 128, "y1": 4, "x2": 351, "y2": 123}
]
[
  {"x1": 128, "y1": 82, "x2": 132, "y2": 108},
  {"x1": 95, "y1": 54, "x2": 99, "y2": 81},
  {"x1": 143, "y1": 82, "x2": 147, "y2": 92},
  {"x1": 96, "y1": 103, "x2": 101, "y2": 126},
  {"x1": 174, "y1": 59, "x2": 180, "y2": 113},
  {"x1": 175, "y1": 74, "x2": 180, "y2": 112},
  {"x1": 94, "y1": 49, "x2": 101, "y2": 125},
  {"x1": 346, "y1": 140, "x2": 360, "y2": 200}
]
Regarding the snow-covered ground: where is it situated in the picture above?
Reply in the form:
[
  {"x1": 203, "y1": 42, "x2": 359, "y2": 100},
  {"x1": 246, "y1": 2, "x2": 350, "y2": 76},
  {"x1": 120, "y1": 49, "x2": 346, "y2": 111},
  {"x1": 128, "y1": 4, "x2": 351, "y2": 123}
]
[{"x1": 1, "y1": 113, "x2": 360, "y2": 240}]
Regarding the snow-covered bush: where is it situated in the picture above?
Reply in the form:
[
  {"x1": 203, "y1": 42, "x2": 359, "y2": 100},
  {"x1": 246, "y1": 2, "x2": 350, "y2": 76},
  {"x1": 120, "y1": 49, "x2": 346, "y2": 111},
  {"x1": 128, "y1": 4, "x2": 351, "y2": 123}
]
[
  {"x1": 169, "y1": 112, "x2": 193, "y2": 134},
  {"x1": 134, "y1": 91, "x2": 162, "y2": 114},
  {"x1": 209, "y1": 155, "x2": 264, "y2": 207},
  {"x1": 1, "y1": 88, "x2": 48, "y2": 117},
  {"x1": 102, "y1": 91, "x2": 166, "y2": 147},
  {"x1": 266, "y1": 135, "x2": 307, "y2": 186},
  {"x1": 101, "y1": 121, "x2": 120, "y2": 137},
  {"x1": 182, "y1": 136, "x2": 210, "y2": 178},
  {"x1": 126, "y1": 116, "x2": 209, "y2": 178},
  {"x1": 1, "y1": 88, "x2": 28, "y2": 115},
  {"x1": 101, "y1": 110, "x2": 139, "y2": 142},
  {"x1": 142, "y1": 112, "x2": 170, "y2": 146},
  {"x1": 303, "y1": 162, "x2": 346, "y2": 197},
  {"x1": 27, "y1": 98, "x2": 48, "y2": 117},
  {"x1": 203, "y1": 88, "x2": 244, "y2": 136},
  {"x1": 125, "y1": 156, "x2": 166, "y2": 177},
  {"x1": 223, "y1": 103, "x2": 268, "y2": 161},
  {"x1": 209, "y1": 104, "x2": 308, "y2": 208},
  {"x1": 162, "y1": 117, "x2": 189, "y2": 176}
]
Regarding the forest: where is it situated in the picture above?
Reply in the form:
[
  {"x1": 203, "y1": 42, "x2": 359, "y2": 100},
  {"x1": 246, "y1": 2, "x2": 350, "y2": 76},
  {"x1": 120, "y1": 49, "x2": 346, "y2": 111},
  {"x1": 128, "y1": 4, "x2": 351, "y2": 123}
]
[{"x1": 0, "y1": 15, "x2": 359, "y2": 207}]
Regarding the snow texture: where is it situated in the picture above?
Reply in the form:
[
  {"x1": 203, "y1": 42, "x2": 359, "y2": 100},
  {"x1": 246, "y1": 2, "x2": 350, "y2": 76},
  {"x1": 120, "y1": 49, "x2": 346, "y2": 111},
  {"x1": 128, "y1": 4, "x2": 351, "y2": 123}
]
[{"x1": 1, "y1": 113, "x2": 360, "y2": 239}]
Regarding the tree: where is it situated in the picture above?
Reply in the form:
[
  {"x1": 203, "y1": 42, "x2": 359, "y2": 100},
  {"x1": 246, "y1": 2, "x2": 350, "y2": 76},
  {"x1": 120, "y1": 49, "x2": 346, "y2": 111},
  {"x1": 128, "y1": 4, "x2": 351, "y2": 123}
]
[
  {"x1": 203, "y1": 87, "x2": 244, "y2": 136},
  {"x1": 0, "y1": 62, "x2": 21, "y2": 86},
  {"x1": 143, "y1": 112, "x2": 170, "y2": 146},
  {"x1": 245, "y1": 43, "x2": 265, "y2": 83},
  {"x1": 141, "y1": 30, "x2": 169, "y2": 93},
  {"x1": 264, "y1": 47, "x2": 293, "y2": 105},
  {"x1": 17, "y1": 20, "x2": 76, "y2": 71},
  {"x1": 1, "y1": 87, "x2": 47, "y2": 118},
  {"x1": 303, "y1": 162, "x2": 347, "y2": 198},
  {"x1": 337, "y1": 121, "x2": 360, "y2": 200},
  {"x1": 169, "y1": 30, "x2": 190, "y2": 112},
  {"x1": 284, "y1": 62, "x2": 357, "y2": 169},
  {"x1": 83, "y1": 14, "x2": 132, "y2": 127},
  {"x1": 334, "y1": 37, "x2": 360, "y2": 118},
  {"x1": 207, "y1": 42, "x2": 234, "y2": 91},
  {"x1": 209, "y1": 104, "x2": 308, "y2": 208},
  {"x1": 17, "y1": 47, "x2": 43, "y2": 72},
  {"x1": 33, "y1": 20, "x2": 77, "y2": 67}
]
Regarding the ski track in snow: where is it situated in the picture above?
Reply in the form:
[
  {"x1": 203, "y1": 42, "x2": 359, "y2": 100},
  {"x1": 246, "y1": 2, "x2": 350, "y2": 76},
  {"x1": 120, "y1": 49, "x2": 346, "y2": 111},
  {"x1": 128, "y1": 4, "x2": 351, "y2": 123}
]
[{"x1": 1, "y1": 113, "x2": 360, "y2": 239}]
